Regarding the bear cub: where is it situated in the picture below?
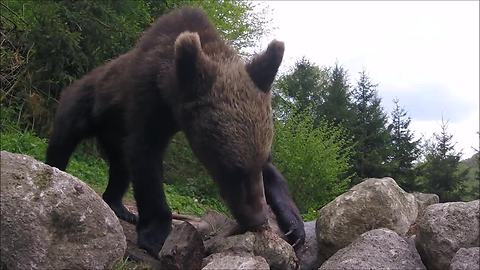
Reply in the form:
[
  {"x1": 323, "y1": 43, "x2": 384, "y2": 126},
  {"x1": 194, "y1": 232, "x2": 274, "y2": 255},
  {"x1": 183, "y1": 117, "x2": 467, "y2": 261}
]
[{"x1": 46, "y1": 7, "x2": 305, "y2": 257}]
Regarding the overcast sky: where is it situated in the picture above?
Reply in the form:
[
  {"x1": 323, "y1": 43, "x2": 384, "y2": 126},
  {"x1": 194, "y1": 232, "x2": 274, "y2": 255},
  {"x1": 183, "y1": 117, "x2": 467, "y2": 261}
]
[{"x1": 257, "y1": 1, "x2": 479, "y2": 159}]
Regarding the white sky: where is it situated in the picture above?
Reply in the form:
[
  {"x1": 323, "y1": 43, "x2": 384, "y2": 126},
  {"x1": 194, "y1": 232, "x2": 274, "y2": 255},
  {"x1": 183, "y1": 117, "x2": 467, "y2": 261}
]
[{"x1": 257, "y1": 1, "x2": 479, "y2": 159}]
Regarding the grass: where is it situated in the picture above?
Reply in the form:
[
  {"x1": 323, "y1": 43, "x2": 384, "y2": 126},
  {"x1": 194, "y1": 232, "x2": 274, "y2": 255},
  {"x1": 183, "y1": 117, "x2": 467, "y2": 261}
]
[
  {"x1": 112, "y1": 258, "x2": 151, "y2": 270},
  {"x1": 0, "y1": 127, "x2": 226, "y2": 216}
]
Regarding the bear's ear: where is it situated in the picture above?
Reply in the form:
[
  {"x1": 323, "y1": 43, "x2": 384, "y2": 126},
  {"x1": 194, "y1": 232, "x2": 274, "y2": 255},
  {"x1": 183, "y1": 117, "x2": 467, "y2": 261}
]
[
  {"x1": 175, "y1": 32, "x2": 202, "y2": 84},
  {"x1": 246, "y1": 40, "x2": 285, "y2": 92},
  {"x1": 174, "y1": 32, "x2": 214, "y2": 88}
]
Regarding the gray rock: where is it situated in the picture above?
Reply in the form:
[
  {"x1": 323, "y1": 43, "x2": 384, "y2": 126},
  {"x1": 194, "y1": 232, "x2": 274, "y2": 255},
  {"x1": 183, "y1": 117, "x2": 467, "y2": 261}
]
[
  {"x1": 296, "y1": 221, "x2": 319, "y2": 270},
  {"x1": 319, "y1": 228, "x2": 426, "y2": 270},
  {"x1": 0, "y1": 151, "x2": 126, "y2": 270},
  {"x1": 202, "y1": 252, "x2": 270, "y2": 270},
  {"x1": 450, "y1": 247, "x2": 480, "y2": 270},
  {"x1": 412, "y1": 192, "x2": 439, "y2": 219},
  {"x1": 158, "y1": 221, "x2": 205, "y2": 270},
  {"x1": 205, "y1": 230, "x2": 298, "y2": 270},
  {"x1": 254, "y1": 230, "x2": 299, "y2": 270},
  {"x1": 415, "y1": 200, "x2": 480, "y2": 270},
  {"x1": 199, "y1": 210, "x2": 238, "y2": 239},
  {"x1": 316, "y1": 177, "x2": 418, "y2": 261},
  {"x1": 206, "y1": 232, "x2": 256, "y2": 254}
]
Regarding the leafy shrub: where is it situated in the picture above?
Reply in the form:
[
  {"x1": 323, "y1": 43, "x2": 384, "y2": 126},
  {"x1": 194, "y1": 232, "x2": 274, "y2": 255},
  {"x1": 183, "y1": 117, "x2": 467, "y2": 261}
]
[
  {"x1": 273, "y1": 111, "x2": 354, "y2": 217},
  {"x1": 1, "y1": 0, "x2": 152, "y2": 134}
]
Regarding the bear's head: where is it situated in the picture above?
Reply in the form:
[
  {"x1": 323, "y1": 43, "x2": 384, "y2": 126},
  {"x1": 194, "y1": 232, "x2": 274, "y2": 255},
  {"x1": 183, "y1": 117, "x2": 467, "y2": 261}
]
[{"x1": 173, "y1": 32, "x2": 284, "y2": 230}]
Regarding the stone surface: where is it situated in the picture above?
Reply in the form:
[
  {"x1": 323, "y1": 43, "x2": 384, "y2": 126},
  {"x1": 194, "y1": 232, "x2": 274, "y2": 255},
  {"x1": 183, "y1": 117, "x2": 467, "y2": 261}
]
[
  {"x1": 412, "y1": 192, "x2": 439, "y2": 219},
  {"x1": 415, "y1": 200, "x2": 480, "y2": 270},
  {"x1": 158, "y1": 221, "x2": 205, "y2": 270},
  {"x1": 254, "y1": 230, "x2": 299, "y2": 270},
  {"x1": 450, "y1": 247, "x2": 480, "y2": 270},
  {"x1": 296, "y1": 221, "x2": 319, "y2": 270},
  {"x1": 319, "y1": 228, "x2": 425, "y2": 270},
  {"x1": 206, "y1": 232, "x2": 256, "y2": 254},
  {"x1": 205, "y1": 230, "x2": 298, "y2": 270},
  {"x1": 199, "y1": 210, "x2": 238, "y2": 239},
  {"x1": 202, "y1": 252, "x2": 270, "y2": 270},
  {"x1": 316, "y1": 177, "x2": 418, "y2": 261},
  {"x1": 0, "y1": 151, "x2": 126, "y2": 270}
]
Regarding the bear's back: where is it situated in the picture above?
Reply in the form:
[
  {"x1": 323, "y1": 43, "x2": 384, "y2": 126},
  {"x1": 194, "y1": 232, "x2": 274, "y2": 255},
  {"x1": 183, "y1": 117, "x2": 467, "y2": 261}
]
[
  {"x1": 72, "y1": 8, "x2": 236, "y2": 125},
  {"x1": 136, "y1": 7, "x2": 222, "y2": 54}
]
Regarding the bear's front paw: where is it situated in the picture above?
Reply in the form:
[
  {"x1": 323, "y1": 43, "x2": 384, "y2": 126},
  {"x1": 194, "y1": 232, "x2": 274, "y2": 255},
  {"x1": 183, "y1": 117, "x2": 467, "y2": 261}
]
[
  {"x1": 137, "y1": 221, "x2": 172, "y2": 258},
  {"x1": 284, "y1": 220, "x2": 306, "y2": 249},
  {"x1": 276, "y1": 208, "x2": 305, "y2": 249}
]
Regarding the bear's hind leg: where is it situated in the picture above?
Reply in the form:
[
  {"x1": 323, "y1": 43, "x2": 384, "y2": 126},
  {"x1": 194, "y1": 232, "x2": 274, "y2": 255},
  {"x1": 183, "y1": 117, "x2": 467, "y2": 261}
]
[
  {"x1": 98, "y1": 134, "x2": 137, "y2": 224},
  {"x1": 125, "y1": 128, "x2": 175, "y2": 258}
]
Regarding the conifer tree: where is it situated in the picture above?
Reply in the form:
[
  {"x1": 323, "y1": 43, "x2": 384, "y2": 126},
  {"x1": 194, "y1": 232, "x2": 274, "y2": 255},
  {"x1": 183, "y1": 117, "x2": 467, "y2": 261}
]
[
  {"x1": 319, "y1": 63, "x2": 353, "y2": 127},
  {"x1": 387, "y1": 99, "x2": 421, "y2": 191},
  {"x1": 349, "y1": 71, "x2": 391, "y2": 182},
  {"x1": 273, "y1": 57, "x2": 328, "y2": 122},
  {"x1": 416, "y1": 119, "x2": 469, "y2": 201}
]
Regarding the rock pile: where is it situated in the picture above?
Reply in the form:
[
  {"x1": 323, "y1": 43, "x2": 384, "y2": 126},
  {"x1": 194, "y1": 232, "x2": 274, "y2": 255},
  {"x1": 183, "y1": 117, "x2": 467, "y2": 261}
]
[
  {"x1": 313, "y1": 177, "x2": 478, "y2": 270},
  {"x1": 315, "y1": 177, "x2": 418, "y2": 262},
  {"x1": 415, "y1": 200, "x2": 479, "y2": 270},
  {"x1": 1, "y1": 151, "x2": 479, "y2": 270}
]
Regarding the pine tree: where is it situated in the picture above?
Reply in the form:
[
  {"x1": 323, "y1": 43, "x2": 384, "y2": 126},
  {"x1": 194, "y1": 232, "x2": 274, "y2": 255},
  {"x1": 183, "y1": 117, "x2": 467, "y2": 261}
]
[
  {"x1": 319, "y1": 63, "x2": 353, "y2": 127},
  {"x1": 387, "y1": 99, "x2": 421, "y2": 191},
  {"x1": 417, "y1": 119, "x2": 469, "y2": 201},
  {"x1": 349, "y1": 71, "x2": 391, "y2": 183},
  {"x1": 273, "y1": 57, "x2": 328, "y2": 122}
]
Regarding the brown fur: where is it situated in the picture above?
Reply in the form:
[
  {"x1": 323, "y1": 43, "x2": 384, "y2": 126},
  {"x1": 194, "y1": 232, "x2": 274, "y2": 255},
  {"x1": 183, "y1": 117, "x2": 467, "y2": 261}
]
[{"x1": 46, "y1": 7, "x2": 305, "y2": 257}]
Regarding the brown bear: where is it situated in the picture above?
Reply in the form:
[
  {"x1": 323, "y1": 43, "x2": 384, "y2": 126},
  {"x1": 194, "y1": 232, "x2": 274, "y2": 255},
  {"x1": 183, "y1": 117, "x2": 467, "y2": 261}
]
[{"x1": 45, "y1": 7, "x2": 305, "y2": 257}]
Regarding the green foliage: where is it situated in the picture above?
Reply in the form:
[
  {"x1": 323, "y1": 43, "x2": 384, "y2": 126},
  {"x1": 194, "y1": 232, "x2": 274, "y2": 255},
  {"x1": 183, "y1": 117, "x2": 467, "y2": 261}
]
[
  {"x1": 273, "y1": 111, "x2": 354, "y2": 213},
  {"x1": 386, "y1": 99, "x2": 421, "y2": 191},
  {"x1": 164, "y1": 133, "x2": 222, "y2": 202},
  {"x1": 160, "y1": 0, "x2": 271, "y2": 53},
  {"x1": 349, "y1": 71, "x2": 391, "y2": 183},
  {"x1": 457, "y1": 153, "x2": 479, "y2": 201},
  {"x1": 320, "y1": 63, "x2": 354, "y2": 127},
  {"x1": 415, "y1": 119, "x2": 470, "y2": 202},
  {"x1": 274, "y1": 57, "x2": 329, "y2": 122},
  {"x1": 165, "y1": 184, "x2": 227, "y2": 216},
  {"x1": 1, "y1": 0, "x2": 153, "y2": 134}
]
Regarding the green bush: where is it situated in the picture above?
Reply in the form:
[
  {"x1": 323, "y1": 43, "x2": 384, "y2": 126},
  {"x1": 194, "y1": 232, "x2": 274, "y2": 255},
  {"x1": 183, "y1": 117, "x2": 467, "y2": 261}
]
[
  {"x1": 273, "y1": 112, "x2": 354, "y2": 217},
  {"x1": 1, "y1": 0, "x2": 153, "y2": 134}
]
